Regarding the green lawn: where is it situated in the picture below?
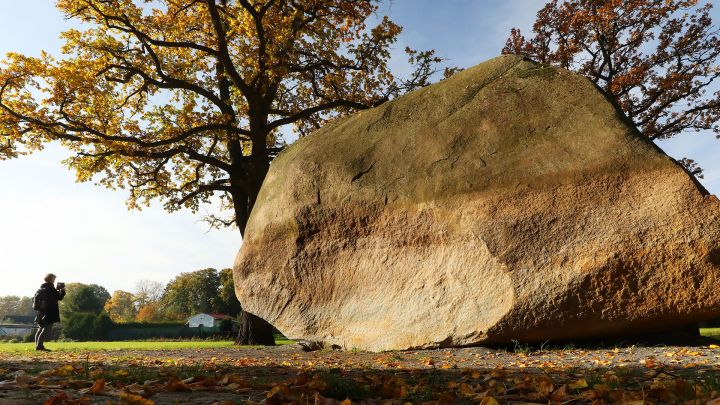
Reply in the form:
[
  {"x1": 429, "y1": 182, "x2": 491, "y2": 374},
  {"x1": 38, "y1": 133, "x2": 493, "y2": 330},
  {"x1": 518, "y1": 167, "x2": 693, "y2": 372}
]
[
  {"x1": 0, "y1": 339, "x2": 293, "y2": 353},
  {"x1": 701, "y1": 328, "x2": 720, "y2": 338}
]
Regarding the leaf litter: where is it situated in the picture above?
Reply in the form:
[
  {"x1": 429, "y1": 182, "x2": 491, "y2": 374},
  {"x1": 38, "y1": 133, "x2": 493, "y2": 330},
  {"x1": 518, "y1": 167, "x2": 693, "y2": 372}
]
[{"x1": 2, "y1": 344, "x2": 720, "y2": 403}]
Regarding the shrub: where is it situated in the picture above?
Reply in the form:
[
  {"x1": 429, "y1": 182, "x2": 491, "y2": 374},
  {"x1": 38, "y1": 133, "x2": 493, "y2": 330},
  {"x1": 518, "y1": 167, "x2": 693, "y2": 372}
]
[
  {"x1": 112, "y1": 322, "x2": 185, "y2": 329},
  {"x1": 62, "y1": 312, "x2": 115, "y2": 341},
  {"x1": 219, "y1": 319, "x2": 233, "y2": 333},
  {"x1": 92, "y1": 313, "x2": 114, "y2": 340},
  {"x1": 62, "y1": 313, "x2": 95, "y2": 340}
]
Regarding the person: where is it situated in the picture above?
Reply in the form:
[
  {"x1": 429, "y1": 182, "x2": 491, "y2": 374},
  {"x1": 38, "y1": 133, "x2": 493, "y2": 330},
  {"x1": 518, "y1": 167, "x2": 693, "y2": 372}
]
[{"x1": 34, "y1": 274, "x2": 65, "y2": 351}]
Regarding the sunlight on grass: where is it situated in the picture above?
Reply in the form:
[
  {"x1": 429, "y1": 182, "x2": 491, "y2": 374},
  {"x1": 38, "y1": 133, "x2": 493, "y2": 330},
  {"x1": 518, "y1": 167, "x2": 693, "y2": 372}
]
[
  {"x1": 0, "y1": 339, "x2": 293, "y2": 353},
  {"x1": 701, "y1": 328, "x2": 720, "y2": 338}
]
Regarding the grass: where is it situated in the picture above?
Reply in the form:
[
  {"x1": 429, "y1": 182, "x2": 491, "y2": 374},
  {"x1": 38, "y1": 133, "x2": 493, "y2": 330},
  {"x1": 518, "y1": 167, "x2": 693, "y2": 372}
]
[
  {"x1": 701, "y1": 328, "x2": 720, "y2": 337},
  {"x1": 0, "y1": 328, "x2": 711, "y2": 354},
  {"x1": 0, "y1": 338, "x2": 293, "y2": 353}
]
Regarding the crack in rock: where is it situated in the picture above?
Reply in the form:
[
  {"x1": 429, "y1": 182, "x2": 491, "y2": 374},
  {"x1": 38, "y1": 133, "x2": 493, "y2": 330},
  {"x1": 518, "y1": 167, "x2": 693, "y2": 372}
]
[{"x1": 351, "y1": 162, "x2": 375, "y2": 183}]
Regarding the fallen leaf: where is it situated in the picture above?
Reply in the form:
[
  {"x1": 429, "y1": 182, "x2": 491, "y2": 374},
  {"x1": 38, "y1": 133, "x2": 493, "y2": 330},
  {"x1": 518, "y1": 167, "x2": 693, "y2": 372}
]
[
  {"x1": 44, "y1": 392, "x2": 89, "y2": 405},
  {"x1": 120, "y1": 392, "x2": 155, "y2": 405},
  {"x1": 53, "y1": 365, "x2": 76, "y2": 377},
  {"x1": 44, "y1": 392, "x2": 69, "y2": 405},
  {"x1": 480, "y1": 397, "x2": 500, "y2": 405},
  {"x1": 568, "y1": 378, "x2": 588, "y2": 389},
  {"x1": 0, "y1": 380, "x2": 16, "y2": 390},
  {"x1": 459, "y1": 383, "x2": 474, "y2": 396}
]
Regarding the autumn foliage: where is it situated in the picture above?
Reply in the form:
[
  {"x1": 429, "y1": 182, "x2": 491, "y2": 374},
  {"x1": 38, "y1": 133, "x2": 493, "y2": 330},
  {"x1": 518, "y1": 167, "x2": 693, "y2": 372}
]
[
  {"x1": 0, "y1": 0, "x2": 448, "y2": 345},
  {"x1": 104, "y1": 290, "x2": 137, "y2": 323},
  {"x1": 135, "y1": 303, "x2": 162, "y2": 323},
  {"x1": 504, "y1": 0, "x2": 720, "y2": 177},
  {"x1": 3, "y1": 344, "x2": 720, "y2": 404},
  {"x1": 0, "y1": 0, "x2": 444, "y2": 233}
]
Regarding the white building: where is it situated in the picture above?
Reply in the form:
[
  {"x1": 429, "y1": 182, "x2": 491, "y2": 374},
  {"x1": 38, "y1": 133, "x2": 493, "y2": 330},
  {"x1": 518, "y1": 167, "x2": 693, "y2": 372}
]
[
  {"x1": 187, "y1": 313, "x2": 214, "y2": 328},
  {"x1": 0, "y1": 324, "x2": 35, "y2": 337},
  {"x1": 186, "y1": 313, "x2": 233, "y2": 328}
]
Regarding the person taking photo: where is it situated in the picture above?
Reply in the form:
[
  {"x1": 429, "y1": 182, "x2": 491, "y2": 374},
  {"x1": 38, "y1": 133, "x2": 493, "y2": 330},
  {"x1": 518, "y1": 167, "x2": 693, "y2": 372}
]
[{"x1": 33, "y1": 274, "x2": 65, "y2": 351}]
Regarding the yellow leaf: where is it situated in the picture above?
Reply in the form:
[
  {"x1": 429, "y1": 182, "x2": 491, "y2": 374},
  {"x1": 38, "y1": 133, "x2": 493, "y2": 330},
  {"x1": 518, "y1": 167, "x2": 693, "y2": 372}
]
[
  {"x1": 53, "y1": 365, "x2": 75, "y2": 376},
  {"x1": 119, "y1": 393, "x2": 154, "y2": 405},
  {"x1": 709, "y1": 344, "x2": 720, "y2": 349},
  {"x1": 480, "y1": 397, "x2": 500, "y2": 405},
  {"x1": 459, "y1": 383, "x2": 474, "y2": 396},
  {"x1": 568, "y1": 378, "x2": 588, "y2": 389}
]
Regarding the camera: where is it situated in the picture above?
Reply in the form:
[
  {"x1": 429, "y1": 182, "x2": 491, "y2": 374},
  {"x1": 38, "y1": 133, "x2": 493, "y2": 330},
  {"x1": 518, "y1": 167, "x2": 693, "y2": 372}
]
[{"x1": 56, "y1": 282, "x2": 65, "y2": 289}]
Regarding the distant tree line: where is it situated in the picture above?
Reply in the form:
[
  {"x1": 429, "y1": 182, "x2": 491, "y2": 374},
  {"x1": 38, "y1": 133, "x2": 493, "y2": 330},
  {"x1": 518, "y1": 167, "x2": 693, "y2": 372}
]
[
  {"x1": 0, "y1": 296, "x2": 34, "y2": 321},
  {"x1": 101, "y1": 268, "x2": 240, "y2": 323},
  {"x1": 0, "y1": 268, "x2": 240, "y2": 336}
]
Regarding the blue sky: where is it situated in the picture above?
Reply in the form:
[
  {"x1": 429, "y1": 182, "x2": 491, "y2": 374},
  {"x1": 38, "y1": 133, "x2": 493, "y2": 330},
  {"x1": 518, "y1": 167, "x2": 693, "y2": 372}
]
[{"x1": 0, "y1": 1, "x2": 718, "y2": 296}]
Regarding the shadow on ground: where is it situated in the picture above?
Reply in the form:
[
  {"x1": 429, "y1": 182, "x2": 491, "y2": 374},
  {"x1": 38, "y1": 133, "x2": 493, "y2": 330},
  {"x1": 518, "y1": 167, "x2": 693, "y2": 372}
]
[{"x1": 2, "y1": 343, "x2": 720, "y2": 404}]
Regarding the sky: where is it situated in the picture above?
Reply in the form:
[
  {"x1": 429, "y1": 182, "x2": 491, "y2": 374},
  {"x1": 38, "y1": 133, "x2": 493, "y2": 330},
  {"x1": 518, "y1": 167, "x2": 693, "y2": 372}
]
[{"x1": 0, "y1": 1, "x2": 718, "y2": 297}]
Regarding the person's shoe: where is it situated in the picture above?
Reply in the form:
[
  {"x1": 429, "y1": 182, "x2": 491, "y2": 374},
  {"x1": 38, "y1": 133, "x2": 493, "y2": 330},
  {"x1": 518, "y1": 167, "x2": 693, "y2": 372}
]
[{"x1": 35, "y1": 347, "x2": 50, "y2": 352}]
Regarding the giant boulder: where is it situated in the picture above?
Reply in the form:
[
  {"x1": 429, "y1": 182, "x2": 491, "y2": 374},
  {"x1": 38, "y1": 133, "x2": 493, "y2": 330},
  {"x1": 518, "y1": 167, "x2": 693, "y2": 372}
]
[{"x1": 234, "y1": 55, "x2": 720, "y2": 351}]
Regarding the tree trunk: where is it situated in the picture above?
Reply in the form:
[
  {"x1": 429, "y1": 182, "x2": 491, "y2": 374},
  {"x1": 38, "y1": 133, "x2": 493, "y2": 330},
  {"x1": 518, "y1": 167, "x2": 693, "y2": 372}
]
[
  {"x1": 230, "y1": 135, "x2": 275, "y2": 346},
  {"x1": 232, "y1": 185, "x2": 274, "y2": 345},
  {"x1": 236, "y1": 309, "x2": 276, "y2": 346}
]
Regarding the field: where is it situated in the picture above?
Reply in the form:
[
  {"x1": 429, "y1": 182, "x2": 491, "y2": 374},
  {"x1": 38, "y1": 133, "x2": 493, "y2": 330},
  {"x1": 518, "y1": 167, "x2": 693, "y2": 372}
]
[
  {"x1": 2, "y1": 339, "x2": 720, "y2": 404},
  {"x1": 0, "y1": 340, "x2": 236, "y2": 353},
  {"x1": 0, "y1": 337, "x2": 295, "y2": 354},
  {"x1": 702, "y1": 328, "x2": 720, "y2": 337}
]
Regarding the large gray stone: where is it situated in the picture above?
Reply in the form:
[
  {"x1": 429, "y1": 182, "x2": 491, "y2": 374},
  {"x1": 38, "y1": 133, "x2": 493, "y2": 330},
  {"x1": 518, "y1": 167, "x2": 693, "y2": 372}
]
[{"x1": 234, "y1": 55, "x2": 720, "y2": 351}]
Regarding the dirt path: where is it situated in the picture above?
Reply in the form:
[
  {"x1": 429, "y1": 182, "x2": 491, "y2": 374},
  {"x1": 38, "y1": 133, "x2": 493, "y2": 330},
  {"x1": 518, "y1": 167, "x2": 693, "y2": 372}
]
[{"x1": 2, "y1": 343, "x2": 720, "y2": 403}]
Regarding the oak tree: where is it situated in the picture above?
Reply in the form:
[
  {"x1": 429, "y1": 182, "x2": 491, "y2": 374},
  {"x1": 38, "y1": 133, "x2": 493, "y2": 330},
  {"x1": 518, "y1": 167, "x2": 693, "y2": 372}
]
[
  {"x1": 160, "y1": 268, "x2": 222, "y2": 319},
  {"x1": 104, "y1": 290, "x2": 138, "y2": 322},
  {"x1": 133, "y1": 280, "x2": 164, "y2": 308},
  {"x1": 0, "y1": 296, "x2": 34, "y2": 320},
  {"x1": 0, "y1": 0, "x2": 446, "y2": 343},
  {"x1": 503, "y1": 0, "x2": 720, "y2": 178},
  {"x1": 60, "y1": 283, "x2": 111, "y2": 319},
  {"x1": 219, "y1": 268, "x2": 242, "y2": 317},
  {"x1": 136, "y1": 302, "x2": 163, "y2": 322}
]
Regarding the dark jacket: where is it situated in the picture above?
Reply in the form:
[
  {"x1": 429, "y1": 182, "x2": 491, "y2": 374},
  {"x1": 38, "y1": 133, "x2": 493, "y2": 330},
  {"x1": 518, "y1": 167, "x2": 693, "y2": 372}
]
[{"x1": 37, "y1": 283, "x2": 65, "y2": 324}]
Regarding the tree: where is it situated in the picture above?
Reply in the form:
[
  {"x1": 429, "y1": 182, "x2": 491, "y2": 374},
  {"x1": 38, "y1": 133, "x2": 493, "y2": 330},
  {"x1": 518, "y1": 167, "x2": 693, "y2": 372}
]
[
  {"x1": 133, "y1": 280, "x2": 164, "y2": 308},
  {"x1": 0, "y1": 296, "x2": 34, "y2": 319},
  {"x1": 104, "y1": 290, "x2": 137, "y2": 322},
  {"x1": 133, "y1": 280, "x2": 165, "y2": 322},
  {"x1": 62, "y1": 312, "x2": 114, "y2": 341},
  {"x1": 0, "y1": 0, "x2": 447, "y2": 344},
  {"x1": 503, "y1": 0, "x2": 720, "y2": 178},
  {"x1": 219, "y1": 268, "x2": 241, "y2": 317},
  {"x1": 161, "y1": 268, "x2": 222, "y2": 319},
  {"x1": 60, "y1": 283, "x2": 111, "y2": 319},
  {"x1": 16, "y1": 297, "x2": 34, "y2": 316},
  {"x1": 136, "y1": 302, "x2": 162, "y2": 322}
]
